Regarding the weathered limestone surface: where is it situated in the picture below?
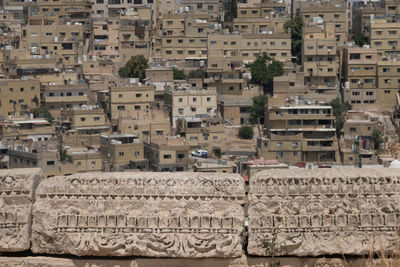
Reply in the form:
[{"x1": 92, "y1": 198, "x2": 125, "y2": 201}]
[
  {"x1": 31, "y1": 172, "x2": 245, "y2": 257},
  {"x1": 248, "y1": 169, "x2": 400, "y2": 256},
  {"x1": 0, "y1": 168, "x2": 42, "y2": 252}
]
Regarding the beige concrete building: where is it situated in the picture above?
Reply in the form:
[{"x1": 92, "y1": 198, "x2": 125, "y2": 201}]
[
  {"x1": 262, "y1": 96, "x2": 340, "y2": 165},
  {"x1": 62, "y1": 107, "x2": 110, "y2": 147},
  {"x1": 119, "y1": 7, "x2": 152, "y2": 63},
  {"x1": 118, "y1": 110, "x2": 171, "y2": 141},
  {"x1": 181, "y1": 0, "x2": 219, "y2": 18},
  {"x1": 273, "y1": 68, "x2": 308, "y2": 97},
  {"x1": 299, "y1": 1, "x2": 348, "y2": 42},
  {"x1": 164, "y1": 86, "x2": 217, "y2": 127},
  {"x1": 161, "y1": 12, "x2": 213, "y2": 63},
  {"x1": 193, "y1": 159, "x2": 235, "y2": 173},
  {"x1": 0, "y1": 79, "x2": 41, "y2": 119},
  {"x1": 302, "y1": 25, "x2": 339, "y2": 103},
  {"x1": 370, "y1": 19, "x2": 400, "y2": 58},
  {"x1": 176, "y1": 116, "x2": 226, "y2": 152},
  {"x1": 218, "y1": 95, "x2": 253, "y2": 125},
  {"x1": 376, "y1": 58, "x2": 400, "y2": 111},
  {"x1": 92, "y1": 19, "x2": 120, "y2": 62},
  {"x1": 68, "y1": 147, "x2": 103, "y2": 172},
  {"x1": 234, "y1": 0, "x2": 288, "y2": 34},
  {"x1": 100, "y1": 134, "x2": 144, "y2": 168},
  {"x1": 0, "y1": 118, "x2": 55, "y2": 142},
  {"x1": 340, "y1": 110, "x2": 378, "y2": 166},
  {"x1": 342, "y1": 46, "x2": 378, "y2": 108},
  {"x1": 8, "y1": 140, "x2": 77, "y2": 178},
  {"x1": 109, "y1": 84, "x2": 155, "y2": 121},
  {"x1": 144, "y1": 136, "x2": 189, "y2": 171},
  {"x1": 42, "y1": 84, "x2": 89, "y2": 111}
]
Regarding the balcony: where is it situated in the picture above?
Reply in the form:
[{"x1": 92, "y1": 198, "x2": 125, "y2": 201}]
[{"x1": 44, "y1": 95, "x2": 87, "y2": 103}]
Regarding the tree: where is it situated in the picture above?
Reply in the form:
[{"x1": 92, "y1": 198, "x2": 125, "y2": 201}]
[
  {"x1": 354, "y1": 33, "x2": 368, "y2": 47},
  {"x1": 246, "y1": 53, "x2": 283, "y2": 94},
  {"x1": 31, "y1": 106, "x2": 54, "y2": 123},
  {"x1": 188, "y1": 68, "x2": 206, "y2": 79},
  {"x1": 118, "y1": 55, "x2": 148, "y2": 82},
  {"x1": 238, "y1": 124, "x2": 254, "y2": 139},
  {"x1": 59, "y1": 145, "x2": 73, "y2": 163},
  {"x1": 173, "y1": 68, "x2": 186, "y2": 80},
  {"x1": 328, "y1": 98, "x2": 352, "y2": 137},
  {"x1": 213, "y1": 147, "x2": 222, "y2": 159},
  {"x1": 251, "y1": 95, "x2": 267, "y2": 124},
  {"x1": 284, "y1": 16, "x2": 304, "y2": 62},
  {"x1": 372, "y1": 129, "x2": 383, "y2": 150},
  {"x1": 221, "y1": 0, "x2": 237, "y2": 22}
]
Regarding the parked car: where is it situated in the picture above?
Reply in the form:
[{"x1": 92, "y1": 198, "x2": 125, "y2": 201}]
[{"x1": 191, "y1": 150, "x2": 208, "y2": 158}]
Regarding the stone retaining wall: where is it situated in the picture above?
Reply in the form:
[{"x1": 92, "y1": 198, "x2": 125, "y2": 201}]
[{"x1": 1, "y1": 168, "x2": 399, "y2": 260}]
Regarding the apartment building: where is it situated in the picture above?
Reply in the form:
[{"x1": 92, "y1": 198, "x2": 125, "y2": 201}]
[
  {"x1": 176, "y1": 116, "x2": 226, "y2": 152},
  {"x1": 370, "y1": 19, "x2": 400, "y2": 59},
  {"x1": 342, "y1": 46, "x2": 378, "y2": 108},
  {"x1": 302, "y1": 25, "x2": 339, "y2": 103},
  {"x1": 234, "y1": 0, "x2": 288, "y2": 34},
  {"x1": 164, "y1": 86, "x2": 217, "y2": 127},
  {"x1": 100, "y1": 134, "x2": 144, "y2": 168},
  {"x1": 161, "y1": 12, "x2": 211, "y2": 62},
  {"x1": 273, "y1": 68, "x2": 308, "y2": 98},
  {"x1": 299, "y1": 0, "x2": 348, "y2": 42},
  {"x1": 218, "y1": 95, "x2": 253, "y2": 125},
  {"x1": 8, "y1": 140, "x2": 76, "y2": 178},
  {"x1": 262, "y1": 96, "x2": 340, "y2": 165},
  {"x1": 181, "y1": 0, "x2": 219, "y2": 18},
  {"x1": 144, "y1": 136, "x2": 189, "y2": 171},
  {"x1": 119, "y1": 7, "x2": 152, "y2": 63},
  {"x1": 0, "y1": 118, "x2": 55, "y2": 142},
  {"x1": 109, "y1": 84, "x2": 155, "y2": 121},
  {"x1": 358, "y1": 4, "x2": 385, "y2": 39},
  {"x1": 376, "y1": 58, "x2": 400, "y2": 111},
  {"x1": 4, "y1": 49, "x2": 80, "y2": 84},
  {"x1": 118, "y1": 110, "x2": 171, "y2": 141},
  {"x1": 23, "y1": 22, "x2": 86, "y2": 66},
  {"x1": 68, "y1": 148, "x2": 103, "y2": 172},
  {"x1": 42, "y1": 83, "x2": 89, "y2": 111},
  {"x1": 0, "y1": 79, "x2": 41, "y2": 119},
  {"x1": 340, "y1": 110, "x2": 378, "y2": 165},
  {"x1": 92, "y1": 19, "x2": 120, "y2": 62}
]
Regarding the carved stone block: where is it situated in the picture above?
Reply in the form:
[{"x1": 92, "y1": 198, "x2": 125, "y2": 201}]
[
  {"x1": 31, "y1": 172, "x2": 245, "y2": 257},
  {"x1": 248, "y1": 169, "x2": 400, "y2": 256},
  {"x1": 0, "y1": 168, "x2": 43, "y2": 252}
]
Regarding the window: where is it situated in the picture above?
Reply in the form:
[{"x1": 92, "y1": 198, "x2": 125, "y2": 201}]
[
  {"x1": 385, "y1": 90, "x2": 391, "y2": 94},
  {"x1": 47, "y1": 161, "x2": 55, "y2": 166},
  {"x1": 166, "y1": 50, "x2": 172, "y2": 55},
  {"x1": 191, "y1": 107, "x2": 196, "y2": 112},
  {"x1": 366, "y1": 91, "x2": 373, "y2": 96},
  {"x1": 94, "y1": 117, "x2": 100, "y2": 121},
  {"x1": 350, "y1": 53, "x2": 360, "y2": 60},
  {"x1": 374, "y1": 42, "x2": 382, "y2": 46},
  {"x1": 364, "y1": 79, "x2": 374, "y2": 83},
  {"x1": 206, "y1": 97, "x2": 211, "y2": 102},
  {"x1": 78, "y1": 92, "x2": 84, "y2": 96},
  {"x1": 156, "y1": 130, "x2": 163, "y2": 135},
  {"x1": 192, "y1": 97, "x2": 197, "y2": 102},
  {"x1": 80, "y1": 117, "x2": 86, "y2": 121},
  {"x1": 135, "y1": 105, "x2": 141, "y2": 110},
  {"x1": 178, "y1": 39, "x2": 183, "y2": 43},
  {"x1": 277, "y1": 152, "x2": 283, "y2": 158},
  {"x1": 270, "y1": 41, "x2": 275, "y2": 46},
  {"x1": 282, "y1": 41, "x2": 287, "y2": 46},
  {"x1": 9, "y1": 88, "x2": 13, "y2": 92},
  {"x1": 276, "y1": 142, "x2": 283, "y2": 147},
  {"x1": 352, "y1": 91, "x2": 360, "y2": 96},
  {"x1": 119, "y1": 94, "x2": 123, "y2": 98},
  {"x1": 178, "y1": 98, "x2": 183, "y2": 102},
  {"x1": 166, "y1": 39, "x2": 172, "y2": 43},
  {"x1": 385, "y1": 79, "x2": 391, "y2": 84},
  {"x1": 383, "y1": 68, "x2": 390, "y2": 72},
  {"x1": 178, "y1": 108, "x2": 183, "y2": 114},
  {"x1": 136, "y1": 94, "x2": 142, "y2": 97},
  {"x1": 119, "y1": 152, "x2": 124, "y2": 156},
  {"x1": 177, "y1": 50, "x2": 183, "y2": 54},
  {"x1": 289, "y1": 82, "x2": 295, "y2": 87},
  {"x1": 135, "y1": 151, "x2": 140, "y2": 156},
  {"x1": 389, "y1": 31, "x2": 397, "y2": 35},
  {"x1": 190, "y1": 136, "x2": 197, "y2": 141},
  {"x1": 334, "y1": 14, "x2": 339, "y2": 18},
  {"x1": 117, "y1": 105, "x2": 125, "y2": 110},
  {"x1": 18, "y1": 99, "x2": 24, "y2": 103},
  {"x1": 376, "y1": 31, "x2": 382, "y2": 35},
  {"x1": 213, "y1": 136, "x2": 218, "y2": 140},
  {"x1": 210, "y1": 41, "x2": 216, "y2": 45}
]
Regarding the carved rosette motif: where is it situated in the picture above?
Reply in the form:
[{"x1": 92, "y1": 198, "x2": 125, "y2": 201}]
[
  {"x1": 0, "y1": 168, "x2": 42, "y2": 252},
  {"x1": 31, "y1": 172, "x2": 245, "y2": 257},
  {"x1": 248, "y1": 169, "x2": 400, "y2": 256}
]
